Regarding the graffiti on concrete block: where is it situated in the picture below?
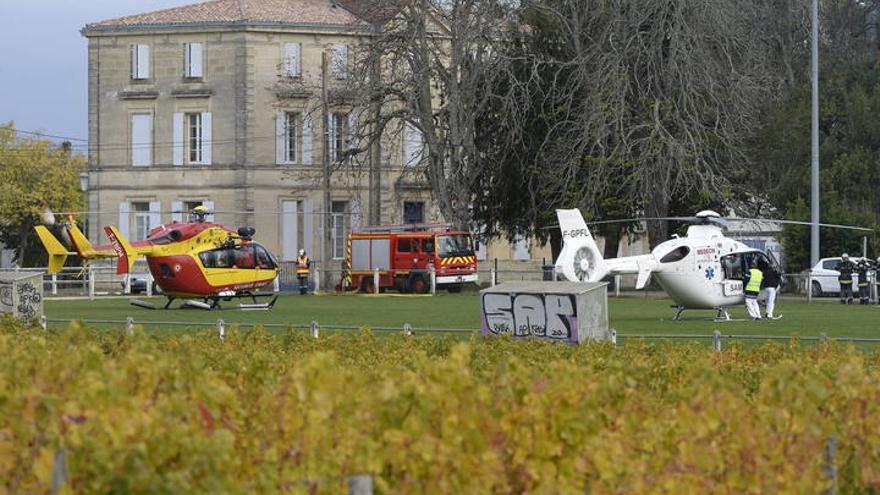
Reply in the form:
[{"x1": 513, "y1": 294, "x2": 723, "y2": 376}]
[
  {"x1": 482, "y1": 293, "x2": 576, "y2": 341},
  {"x1": 0, "y1": 284, "x2": 12, "y2": 310},
  {"x1": 16, "y1": 282, "x2": 42, "y2": 320}
]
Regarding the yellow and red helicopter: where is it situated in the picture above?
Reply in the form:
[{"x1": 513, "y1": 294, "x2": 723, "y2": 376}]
[{"x1": 34, "y1": 206, "x2": 279, "y2": 309}]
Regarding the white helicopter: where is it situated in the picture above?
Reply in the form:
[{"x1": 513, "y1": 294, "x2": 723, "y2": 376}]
[{"x1": 554, "y1": 208, "x2": 870, "y2": 320}]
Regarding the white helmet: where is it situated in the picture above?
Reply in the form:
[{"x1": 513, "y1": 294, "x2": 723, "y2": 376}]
[
  {"x1": 842, "y1": 253, "x2": 849, "y2": 260},
  {"x1": 298, "y1": 249, "x2": 305, "y2": 256}
]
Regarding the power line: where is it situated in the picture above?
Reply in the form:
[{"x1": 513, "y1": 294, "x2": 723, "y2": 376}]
[{"x1": 9, "y1": 129, "x2": 89, "y2": 142}]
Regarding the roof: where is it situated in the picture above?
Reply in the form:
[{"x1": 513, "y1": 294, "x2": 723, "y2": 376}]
[{"x1": 83, "y1": 0, "x2": 394, "y2": 32}]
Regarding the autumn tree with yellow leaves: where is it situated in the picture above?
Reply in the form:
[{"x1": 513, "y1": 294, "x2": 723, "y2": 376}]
[{"x1": 0, "y1": 122, "x2": 84, "y2": 266}]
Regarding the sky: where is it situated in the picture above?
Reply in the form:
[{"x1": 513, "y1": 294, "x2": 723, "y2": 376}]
[{"x1": 0, "y1": 0, "x2": 192, "y2": 143}]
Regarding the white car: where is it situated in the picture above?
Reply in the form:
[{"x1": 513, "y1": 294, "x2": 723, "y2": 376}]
[{"x1": 809, "y1": 257, "x2": 868, "y2": 297}]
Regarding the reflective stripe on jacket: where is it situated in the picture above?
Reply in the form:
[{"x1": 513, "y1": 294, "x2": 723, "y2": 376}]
[
  {"x1": 745, "y1": 268, "x2": 763, "y2": 293},
  {"x1": 297, "y1": 256, "x2": 310, "y2": 275}
]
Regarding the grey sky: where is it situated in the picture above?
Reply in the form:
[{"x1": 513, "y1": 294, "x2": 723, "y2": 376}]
[{"x1": 0, "y1": 0, "x2": 191, "y2": 144}]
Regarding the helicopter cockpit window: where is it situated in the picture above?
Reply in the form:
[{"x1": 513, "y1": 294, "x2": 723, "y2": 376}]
[
  {"x1": 254, "y1": 244, "x2": 276, "y2": 269},
  {"x1": 199, "y1": 245, "x2": 261, "y2": 269},
  {"x1": 659, "y1": 246, "x2": 690, "y2": 263}
]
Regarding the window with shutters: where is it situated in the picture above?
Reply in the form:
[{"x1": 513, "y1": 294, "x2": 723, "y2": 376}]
[
  {"x1": 282, "y1": 43, "x2": 302, "y2": 78},
  {"x1": 186, "y1": 113, "x2": 202, "y2": 163},
  {"x1": 331, "y1": 201, "x2": 348, "y2": 260},
  {"x1": 131, "y1": 114, "x2": 152, "y2": 166},
  {"x1": 130, "y1": 44, "x2": 150, "y2": 80},
  {"x1": 285, "y1": 112, "x2": 299, "y2": 162},
  {"x1": 329, "y1": 112, "x2": 349, "y2": 162},
  {"x1": 184, "y1": 42, "x2": 204, "y2": 79},
  {"x1": 403, "y1": 201, "x2": 424, "y2": 224},
  {"x1": 331, "y1": 44, "x2": 348, "y2": 79},
  {"x1": 132, "y1": 202, "x2": 152, "y2": 241}
]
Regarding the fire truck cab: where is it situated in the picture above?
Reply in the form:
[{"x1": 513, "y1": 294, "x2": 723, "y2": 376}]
[{"x1": 345, "y1": 226, "x2": 478, "y2": 293}]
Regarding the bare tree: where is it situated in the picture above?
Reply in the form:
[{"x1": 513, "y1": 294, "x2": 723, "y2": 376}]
[{"x1": 348, "y1": 0, "x2": 513, "y2": 228}]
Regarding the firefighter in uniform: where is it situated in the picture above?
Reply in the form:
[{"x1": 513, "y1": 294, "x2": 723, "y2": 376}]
[
  {"x1": 857, "y1": 258, "x2": 870, "y2": 304},
  {"x1": 744, "y1": 259, "x2": 764, "y2": 320},
  {"x1": 296, "y1": 249, "x2": 311, "y2": 295},
  {"x1": 836, "y1": 253, "x2": 856, "y2": 304}
]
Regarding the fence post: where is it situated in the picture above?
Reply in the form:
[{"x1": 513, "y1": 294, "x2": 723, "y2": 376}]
[
  {"x1": 820, "y1": 332, "x2": 828, "y2": 343},
  {"x1": 713, "y1": 330, "x2": 722, "y2": 352},
  {"x1": 429, "y1": 266, "x2": 436, "y2": 295},
  {"x1": 125, "y1": 316, "x2": 134, "y2": 335},
  {"x1": 51, "y1": 273, "x2": 58, "y2": 296},
  {"x1": 146, "y1": 271, "x2": 153, "y2": 297},
  {"x1": 123, "y1": 273, "x2": 131, "y2": 294},
  {"x1": 273, "y1": 276, "x2": 280, "y2": 293},
  {"x1": 314, "y1": 265, "x2": 321, "y2": 293},
  {"x1": 614, "y1": 274, "x2": 621, "y2": 297},
  {"x1": 610, "y1": 329, "x2": 617, "y2": 345},
  {"x1": 348, "y1": 475, "x2": 373, "y2": 495},
  {"x1": 40, "y1": 315, "x2": 47, "y2": 331},
  {"x1": 403, "y1": 323, "x2": 414, "y2": 336},
  {"x1": 88, "y1": 265, "x2": 95, "y2": 301},
  {"x1": 51, "y1": 448, "x2": 67, "y2": 495},
  {"x1": 310, "y1": 320, "x2": 320, "y2": 339},
  {"x1": 490, "y1": 268, "x2": 497, "y2": 287},
  {"x1": 217, "y1": 319, "x2": 226, "y2": 340},
  {"x1": 823, "y1": 436, "x2": 838, "y2": 495},
  {"x1": 373, "y1": 268, "x2": 379, "y2": 295}
]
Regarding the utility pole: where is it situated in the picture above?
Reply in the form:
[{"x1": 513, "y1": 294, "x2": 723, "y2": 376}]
[
  {"x1": 810, "y1": 0, "x2": 820, "y2": 267},
  {"x1": 322, "y1": 51, "x2": 332, "y2": 280}
]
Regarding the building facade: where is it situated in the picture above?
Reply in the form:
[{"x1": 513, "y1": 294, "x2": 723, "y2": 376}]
[{"x1": 82, "y1": 0, "x2": 551, "y2": 277}]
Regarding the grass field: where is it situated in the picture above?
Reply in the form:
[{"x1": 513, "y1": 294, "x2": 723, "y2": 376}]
[{"x1": 43, "y1": 292, "x2": 880, "y2": 339}]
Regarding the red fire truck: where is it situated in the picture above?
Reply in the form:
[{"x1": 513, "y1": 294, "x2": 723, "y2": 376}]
[{"x1": 344, "y1": 225, "x2": 478, "y2": 293}]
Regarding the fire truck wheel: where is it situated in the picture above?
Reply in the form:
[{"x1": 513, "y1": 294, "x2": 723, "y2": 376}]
[
  {"x1": 408, "y1": 274, "x2": 429, "y2": 294},
  {"x1": 447, "y1": 284, "x2": 463, "y2": 293}
]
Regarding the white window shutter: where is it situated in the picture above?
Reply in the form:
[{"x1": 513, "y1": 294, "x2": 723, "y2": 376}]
[
  {"x1": 348, "y1": 112, "x2": 358, "y2": 153},
  {"x1": 276, "y1": 111, "x2": 286, "y2": 165},
  {"x1": 203, "y1": 200, "x2": 214, "y2": 222},
  {"x1": 171, "y1": 201, "x2": 183, "y2": 222},
  {"x1": 302, "y1": 113, "x2": 312, "y2": 165},
  {"x1": 131, "y1": 114, "x2": 152, "y2": 166},
  {"x1": 281, "y1": 201, "x2": 298, "y2": 261},
  {"x1": 328, "y1": 113, "x2": 337, "y2": 162},
  {"x1": 187, "y1": 43, "x2": 203, "y2": 78},
  {"x1": 137, "y1": 45, "x2": 150, "y2": 79},
  {"x1": 303, "y1": 200, "x2": 313, "y2": 255},
  {"x1": 332, "y1": 44, "x2": 348, "y2": 79},
  {"x1": 200, "y1": 111, "x2": 212, "y2": 165},
  {"x1": 513, "y1": 235, "x2": 530, "y2": 261},
  {"x1": 148, "y1": 201, "x2": 161, "y2": 234},
  {"x1": 283, "y1": 43, "x2": 301, "y2": 77},
  {"x1": 118, "y1": 202, "x2": 131, "y2": 239},
  {"x1": 129, "y1": 45, "x2": 136, "y2": 79},
  {"x1": 403, "y1": 121, "x2": 423, "y2": 166},
  {"x1": 172, "y1": 113, "x2": 184, "y2": 165}
]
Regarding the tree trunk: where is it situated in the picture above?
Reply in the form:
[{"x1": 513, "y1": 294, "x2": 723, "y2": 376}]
[
  {"x1": 17, "y1": 221, "x2": 30, "y2": 267},
  {"x1": 549, "y1": 228, "x2": 562, "y2": 261},
  {"x1": 602, "y1": 224, "x2": 622, "y2": 259},
  {"x1": 645, "y1": 181, "x2": 669, "y2": 249}
]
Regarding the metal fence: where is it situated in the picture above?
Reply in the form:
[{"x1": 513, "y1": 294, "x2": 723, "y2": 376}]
[{"x1": 1, "y1": 262, "x2": 869, "y2": 302}]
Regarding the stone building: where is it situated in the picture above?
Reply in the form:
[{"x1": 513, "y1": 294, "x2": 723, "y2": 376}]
[{"x1": 81, "y1": 0, "x2": 546, "y2": 277}]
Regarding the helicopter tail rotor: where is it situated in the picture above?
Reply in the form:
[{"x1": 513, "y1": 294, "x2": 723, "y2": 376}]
[{"x1": 554, "y1": 209, "x2": 608, "y2": 283}]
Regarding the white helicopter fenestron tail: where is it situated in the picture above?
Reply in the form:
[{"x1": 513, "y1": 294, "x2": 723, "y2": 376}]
[{"x1": 554, "y1": 209, "x2": 657, "y2": 289}]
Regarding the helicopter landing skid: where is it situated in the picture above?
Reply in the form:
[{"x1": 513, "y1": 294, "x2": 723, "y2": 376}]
[
  {"x1": 670, "y1": 305, "x2": 734, "y2": 322},
  {"x1": 131, "y1": 293, "x2": 278, "y2": 311}
]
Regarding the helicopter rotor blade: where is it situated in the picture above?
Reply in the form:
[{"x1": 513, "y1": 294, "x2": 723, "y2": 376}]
[{"x1": 725, "y1": 218, "x2": 873, "y2": 232}]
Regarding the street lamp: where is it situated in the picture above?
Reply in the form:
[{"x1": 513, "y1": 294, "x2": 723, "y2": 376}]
[{"x1": 79, "y1": 172, "x2": 89, "y2": 238}]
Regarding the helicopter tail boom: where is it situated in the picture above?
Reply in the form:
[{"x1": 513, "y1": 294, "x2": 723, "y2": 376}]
[
  {"x1": 554, "y1": 209, "x2": 608, "y2": 282},
  {"x1": 103, "y1": 226, "x2": 138, "y2": 275},
  {"x1": 34, "y1": 226, "x2": 76, "y2": 273}
]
